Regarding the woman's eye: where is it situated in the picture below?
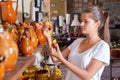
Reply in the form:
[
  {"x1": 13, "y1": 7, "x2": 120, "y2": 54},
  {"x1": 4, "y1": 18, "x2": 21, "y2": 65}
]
[
  {"x1": 85, "y1": 21, "x2": 89, "y2": 23},
  {"x1": 80, "y1": 20, "x2": 82, "y2": 23},
  {"x1": 80, "y1": 20, "x2": 89, "y2": 24}
]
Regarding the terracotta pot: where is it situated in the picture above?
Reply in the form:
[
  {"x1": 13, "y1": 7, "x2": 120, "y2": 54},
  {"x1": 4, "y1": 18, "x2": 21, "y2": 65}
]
[
  {"x1": 25, "y1": 27, "x2": 38, "y2": 50},
  {"x1": 0, "y1": 1, "x2": 18, "y2": 23},
  {"x1": 0, "y1": 32, "x2": 18, "y2": 71},
  {"x1": 19, "y1": 27, "x2": 38, "y2": 56},
  {"x1": 19, "y1": 37, "x2": 33, "y2": 56},
  {"x1": 36, "y1": 29, "x2": 47, "y2": 45},
  {"x1": 31, "y1": 22, "x2": 47, "y2": 45},
  {"x1": 0, "y1": 20, "x2": 19, "y2": 43},
  {"x1": 29, "y1": 28, "x2": 38, "y2": 50}
]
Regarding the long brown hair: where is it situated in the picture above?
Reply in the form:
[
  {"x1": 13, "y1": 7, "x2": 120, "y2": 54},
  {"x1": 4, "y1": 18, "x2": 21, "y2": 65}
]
[{"x1": 82, "y1": 5, "x2": 110, "y2": 45}]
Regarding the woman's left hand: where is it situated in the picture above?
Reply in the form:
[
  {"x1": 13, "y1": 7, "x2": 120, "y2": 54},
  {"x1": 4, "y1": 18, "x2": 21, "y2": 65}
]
[{"x1": 43, "y1": 26, "x2": 51, "y2": 39}]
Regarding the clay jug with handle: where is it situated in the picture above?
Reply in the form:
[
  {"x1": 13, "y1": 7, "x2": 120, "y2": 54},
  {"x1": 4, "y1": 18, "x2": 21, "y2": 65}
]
[{"x1": 0, "y1": 0, "x2": 18, "y2": 23}]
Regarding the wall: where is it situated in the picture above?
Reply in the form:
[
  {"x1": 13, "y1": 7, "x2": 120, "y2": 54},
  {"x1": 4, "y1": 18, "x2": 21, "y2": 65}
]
[
  {"x1": 103, "y1": 1, "x2": 120, "y2": 27},
  {"x1": 50, "y1": 0, "x2": 66, "y2": 21},
  {"x1": 20, "y1": 0, "x2": 50, "y2": 22}
]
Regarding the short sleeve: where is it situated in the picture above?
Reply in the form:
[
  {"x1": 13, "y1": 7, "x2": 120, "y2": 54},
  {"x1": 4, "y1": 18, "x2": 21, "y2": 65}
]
[{"x1": 92, "y1": 42, "x2": 110, "y2": 66}]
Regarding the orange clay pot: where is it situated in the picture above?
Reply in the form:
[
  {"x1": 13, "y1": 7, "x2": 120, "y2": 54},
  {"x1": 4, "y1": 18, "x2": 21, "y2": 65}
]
[
  {"x1": 32, "y1": 22, "x2": 47, "y2": 45},
  {"x1": 29, "y1": 28, "x2": 38, "y2": 50},
  {"x1": 2, "y1": 23, "x2": 19, "y2": 43},
  {"x1": 19, "y1": 27, "x2": 38, "y2": 56},
  {"x1": 36, "y1": 29, "x2": 47, "y2": 45},
  {"x1": 0, "y1": 1, "x2": 18, "y2": 23},
  {"x1": 19, "y1": 37, "x2": 34, "y2": 56},
  {"x1": 0, "y1": 32, "x2": 18, "y2": 71}
]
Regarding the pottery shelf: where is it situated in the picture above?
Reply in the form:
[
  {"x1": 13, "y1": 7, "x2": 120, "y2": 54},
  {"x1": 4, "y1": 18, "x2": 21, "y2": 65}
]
[{"x1": 3, "y1": 54, "x2": 35, "y2": 80}]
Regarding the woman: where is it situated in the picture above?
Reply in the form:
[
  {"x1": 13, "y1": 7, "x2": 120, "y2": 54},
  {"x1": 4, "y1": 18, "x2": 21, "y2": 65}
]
[{"x1": 44, "y1": 5, "x2": 110, "y2": 80}]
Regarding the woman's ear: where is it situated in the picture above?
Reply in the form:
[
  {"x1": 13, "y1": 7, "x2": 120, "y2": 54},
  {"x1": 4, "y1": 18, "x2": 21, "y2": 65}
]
[{"x1": 96, "y1": 20, "x2": 101, "y2": 28}]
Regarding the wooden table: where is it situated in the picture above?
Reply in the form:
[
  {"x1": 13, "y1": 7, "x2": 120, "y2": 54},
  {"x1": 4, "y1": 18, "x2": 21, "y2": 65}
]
[{"x1": 3, "y1": 54, "x2": 35, "y2": 80}]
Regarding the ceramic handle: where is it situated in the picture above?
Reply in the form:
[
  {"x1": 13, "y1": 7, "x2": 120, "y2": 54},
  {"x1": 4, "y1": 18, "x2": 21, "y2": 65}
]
[{"x1": 12, "y1": 1, "x2": 18, "y2": 14}]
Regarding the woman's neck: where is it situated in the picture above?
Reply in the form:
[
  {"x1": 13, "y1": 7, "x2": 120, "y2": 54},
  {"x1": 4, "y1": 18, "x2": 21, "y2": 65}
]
[{"x1": 84, "y1": 34, "x2": 101, "y2": 44}]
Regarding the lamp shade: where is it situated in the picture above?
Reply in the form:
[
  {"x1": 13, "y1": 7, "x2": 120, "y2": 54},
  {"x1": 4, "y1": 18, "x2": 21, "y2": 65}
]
[
  {"x1": 66, "y1": 14, "x2": 71, "y2": 25},
  {"x1": 71, "y1": 14, "x2": 80, "y2": 26}
]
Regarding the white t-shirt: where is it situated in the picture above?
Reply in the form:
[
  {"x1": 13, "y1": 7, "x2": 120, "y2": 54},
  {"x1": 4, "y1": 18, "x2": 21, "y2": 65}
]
[{"x1": 65, "y1": 38, "x2": 110, "y2": 80}]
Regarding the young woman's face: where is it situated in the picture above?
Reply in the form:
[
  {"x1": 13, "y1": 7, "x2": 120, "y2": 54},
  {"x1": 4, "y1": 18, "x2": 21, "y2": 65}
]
[{"x1": 80, "y1": 13, "x2": 99, "y2": 35}]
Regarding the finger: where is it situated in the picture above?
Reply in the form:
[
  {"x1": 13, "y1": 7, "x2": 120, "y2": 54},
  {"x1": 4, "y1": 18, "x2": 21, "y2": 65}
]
[
  {"x1": 50, "y1": 47, "x2": 56, "y2": 53},
  {"x1": 50, "y1": 48, "x2": 56, "y2": 56},
  {"x1": 49, "y1": 47, "x2": 54, "y2": 55},
  {"x1": 56, "y1": 44, "x2": 61, "y2": 53},
  {"x1": 43, "y1": 30, "x2": 49, "y2": 36}
]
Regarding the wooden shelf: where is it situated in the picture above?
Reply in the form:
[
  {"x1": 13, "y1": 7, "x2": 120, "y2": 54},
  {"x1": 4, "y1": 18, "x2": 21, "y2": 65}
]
[
  {"x1": 3, "y1": 54, "x2": 35, "y2": 80},
  {"x1": 111, "y1": 48, "x2": 120, "y2": 58}
]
